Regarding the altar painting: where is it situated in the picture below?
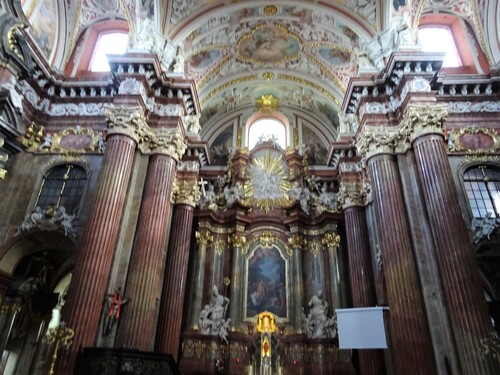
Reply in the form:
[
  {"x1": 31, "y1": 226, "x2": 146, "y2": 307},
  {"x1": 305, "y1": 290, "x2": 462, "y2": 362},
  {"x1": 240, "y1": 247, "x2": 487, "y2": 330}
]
[{"x1": 246, "y1": 245, "x2": 287, "y2": 319}]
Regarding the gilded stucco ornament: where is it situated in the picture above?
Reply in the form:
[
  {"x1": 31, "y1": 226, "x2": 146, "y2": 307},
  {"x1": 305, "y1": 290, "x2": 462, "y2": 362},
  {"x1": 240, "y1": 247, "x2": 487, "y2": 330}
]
[
  {"x1": 337, "y1": 180, "x2": 372, "y2": 209},
  {"x1": 240, "y1": 151, "x2": 293, "y2": 213},
  {"x1": 173, "y1": 179, "x2": 201, "y2": 206},
  {"x1": 448, "y1": 126, "x2": 500, "y2": 154},
  {"x1": 104, "y1": 105, "x2": 149, "y2": 144},
  {"x1": 258, "y1": 231, "x2": 278, "y2": 248}
]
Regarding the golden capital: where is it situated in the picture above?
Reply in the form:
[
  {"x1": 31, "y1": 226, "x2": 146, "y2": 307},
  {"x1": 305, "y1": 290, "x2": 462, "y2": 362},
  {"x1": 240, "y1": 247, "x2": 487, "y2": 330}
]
[
  {"x1": 287, "y1": 234, "x2": 305, "y2": 249},
  {"x1": 322, "y1": 233, "x2": 341, "y2": 249},
  {"x1": 195, "y1": 229, "x2": 213, "y2": 245},
  {"x1": 403, "y1": 104, "x2": 448, "y2": 143},
  {"x1": 230, "y1": 233, "x2": 247, "y2": 248},
  {"x1": 356, "y1": 126, "x2": 398, "y2": 160},
  {"x1": 337, "y1": 179, "x2": 372, "y2": 208},
  {"x1": 173, "y1": 179, "x2": 201, "y2": 206},
  {"x1": 142, "y1": 128, "x2": 187, "y2": 160},
  {"x1": 104, "y1": 105, "x2": 149, "y2": 144}
]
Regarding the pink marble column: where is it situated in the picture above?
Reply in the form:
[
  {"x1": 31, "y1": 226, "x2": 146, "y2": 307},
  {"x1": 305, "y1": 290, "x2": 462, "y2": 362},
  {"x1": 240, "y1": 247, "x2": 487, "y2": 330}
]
[
  {"x1": 115, "y1": 153, "x2": 176, "y2": 350},
  {"x1": 368, "y1": 153, "x2": 436, "y2": 375},
  {"x1": 156, "y1": 178, "x2": 199, "y2": 360},
  {"x1": 58, "y1": 107, "x2": 141, "y2": 372},
  {"x1": 413, "y1": 132, "x2": 497, "y2": 374},
  {"x1": 344, "y1": 205, "x2": 385, "y2": 375}
]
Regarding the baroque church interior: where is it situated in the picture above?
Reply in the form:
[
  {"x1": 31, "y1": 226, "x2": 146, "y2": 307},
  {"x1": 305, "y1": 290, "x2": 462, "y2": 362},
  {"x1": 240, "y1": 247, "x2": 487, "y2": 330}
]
[{"x1": 0, "y1": 0, "x2": 500, "y2": 374}]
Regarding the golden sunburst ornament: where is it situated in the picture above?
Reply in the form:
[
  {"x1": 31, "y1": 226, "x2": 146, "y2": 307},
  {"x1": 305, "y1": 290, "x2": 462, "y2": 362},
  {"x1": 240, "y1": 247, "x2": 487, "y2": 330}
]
[
  {"x1": 240, "y1": 151, "x2": 293, "y2": 213},
  {"x1": 256, "y1": 95, "x2": 279, "y2": 113}
]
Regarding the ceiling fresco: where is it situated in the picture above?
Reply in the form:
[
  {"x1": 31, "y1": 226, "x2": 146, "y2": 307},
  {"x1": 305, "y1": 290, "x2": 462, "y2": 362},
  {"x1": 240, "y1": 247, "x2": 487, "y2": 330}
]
[
  {"x1": 19, "y1": 0, "x2": 499, "y2": 140},
  {"x1": 171, "y1": 2, "x2": 376, "y2": 130}
]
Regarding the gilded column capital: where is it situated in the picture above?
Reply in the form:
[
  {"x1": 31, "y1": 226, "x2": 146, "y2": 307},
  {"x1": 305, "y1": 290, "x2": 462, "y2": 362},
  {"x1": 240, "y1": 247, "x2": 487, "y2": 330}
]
[
  {"x1": 140, "y1": 129, "x2": 187, "y2": 160},
  {"x1": 173, "y1": 179, "x2": 201, "y2": 206},
  {"x1": 337, "y1": 179, "x2": 372, "y2": 209},
  {"x1": 322, "y1": 233, "x2": 341, "y2": 249},
  {"x1": 229, "y1": 233, "x2": 247, "y2": 248},
  {"x1": 356, "y1": 126, "x2": 398, "y2": 160},
  {"x1": 403, "y1": 104, "x2": 449, "y2": 143},
  {"x1": 195, "y1": 229, "x2": 213, "y2": 245},
  {"x1": 104, "y1": 105, "x2": 149, "y2": 144},
  {"x1": 286, "y1": 234, "x2": 306, "y2": 253}
]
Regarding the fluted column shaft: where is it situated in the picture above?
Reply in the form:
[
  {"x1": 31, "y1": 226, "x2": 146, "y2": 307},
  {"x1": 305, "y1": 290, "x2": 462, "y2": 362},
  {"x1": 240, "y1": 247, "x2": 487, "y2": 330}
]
[
  {"x1": 344, "y1": 205, "x2": 385, "y2": 375},
  {"x1": 413, "y1": 133, "x2": 497, "y2": 374},
  {"x1": 189, "y1": 234, "x2": 210, "y2": 329},
  {"x1": 115, "y1": 154, "x2": 176, "y2": 350},
  {"x1": 368, "y1": 153, "x2": 436, "y2": 374},
  {"x1": 229, "y1": 243, "x2": 243, "y2": 329},
  {"x1": 156, "y1": 204, "x2": 195, "y2": 359},
  {"x1": 327, "y1": 246, "x2": 341, "y2": 311},
  {"x1": 60, "y1": 133, "x2": 136, "y2": 369}
]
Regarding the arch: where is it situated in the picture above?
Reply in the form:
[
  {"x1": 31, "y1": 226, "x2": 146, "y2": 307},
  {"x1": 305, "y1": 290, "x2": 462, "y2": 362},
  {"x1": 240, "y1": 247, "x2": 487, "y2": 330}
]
[{"x1": 0, "y1": 231, "x2": 76, "y2": 278}]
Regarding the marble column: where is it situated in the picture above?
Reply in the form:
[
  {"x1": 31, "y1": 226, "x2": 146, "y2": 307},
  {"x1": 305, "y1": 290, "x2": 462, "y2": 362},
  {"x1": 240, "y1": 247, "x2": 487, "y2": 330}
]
[
  {"x1": 357, "y1": 128, "x2": 436, "y2": 374},
  {"x1": 156, "y1": 178, "x2": 200, "y2": 360},
  {"x1": 228, "y1": 232, "x2": 246, "y2": 330},
  {"x1": 115, "y1": 129, "x2": 186, "y2": 351},
  {"x1": 322, "y1": 233, "x2": 342, "y2": 311},
  {"x1": 288, "y1": 234, "x2": 305, "y2": 330},
  {"x1": 407, "y1": 104, "x2": 497, "y2": 374},
  {"x1": 188, "y1": 228, "x2": 213, "y2": 329},
  {"x1": 58, "y1": 106, "x2": 145, "y2": 371},
  {"x1": 338, "y1": 177, "x2": 385, "y2": 375},
  {"x1": 304, "y1": 239, "x2": 325, "y2": 301}
]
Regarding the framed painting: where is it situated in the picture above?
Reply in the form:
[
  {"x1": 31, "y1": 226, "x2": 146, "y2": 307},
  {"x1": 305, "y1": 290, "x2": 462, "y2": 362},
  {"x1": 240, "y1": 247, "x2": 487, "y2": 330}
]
[{"x1": 244, "y1": 244, "x2": 289, "y2": 321}]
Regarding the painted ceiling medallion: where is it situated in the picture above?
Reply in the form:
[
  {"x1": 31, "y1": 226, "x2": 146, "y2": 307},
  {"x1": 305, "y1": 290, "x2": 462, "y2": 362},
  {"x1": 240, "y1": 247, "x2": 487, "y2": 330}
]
[
  {"x1": 240, "y1": 151, "x2": 293, "y2": 213},
  {"x1": 237, "y1": 24, "x2": 301, "y2": 65}
]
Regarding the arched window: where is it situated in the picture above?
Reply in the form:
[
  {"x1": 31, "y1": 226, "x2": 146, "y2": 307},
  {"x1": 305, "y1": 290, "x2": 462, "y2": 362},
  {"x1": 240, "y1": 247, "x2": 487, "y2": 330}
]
[
  {"x1": 248, "y1": 118, "x2": 286, "y2": 150},
  {"x1": 418, "y1": 27, "x2": 461, "y2": 67},
  {"x1": 418, "y1": 14, "x2": 490, "y2": 73},
  {"x1": 35, "y1": 164, "x2": 88, "y2": 214},
  {"x1": 463, "y1": 165, "x2": 500, "y2": 218},
  {"x1": 65, "y1": 20, "x2": 129, "y2": 76},
  {"x1": 90, "y1": 32, "x2": 129, "y2": 72}
]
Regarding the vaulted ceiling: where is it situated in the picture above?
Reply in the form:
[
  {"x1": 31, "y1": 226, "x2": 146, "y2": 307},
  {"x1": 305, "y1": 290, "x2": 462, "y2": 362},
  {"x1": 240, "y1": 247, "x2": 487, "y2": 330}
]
[{"x1": 20, "y1": 0, "x2": 500, "y2": 137}]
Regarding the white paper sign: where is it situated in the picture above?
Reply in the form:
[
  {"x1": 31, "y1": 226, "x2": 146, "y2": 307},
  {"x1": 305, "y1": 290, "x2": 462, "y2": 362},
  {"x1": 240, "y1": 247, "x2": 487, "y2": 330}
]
[{"x1": 336, "y1": 307, "x2": 388, "y2": 349}]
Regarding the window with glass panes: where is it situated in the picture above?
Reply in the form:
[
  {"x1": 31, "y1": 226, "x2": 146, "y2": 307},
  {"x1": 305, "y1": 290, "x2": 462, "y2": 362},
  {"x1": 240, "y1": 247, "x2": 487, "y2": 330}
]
[
  {"x1": 35, "y1": 164, "x2": 88, "y2": 214},
  {"x1": 463, "y1": 165, "x2": 500, "y2": 218}
]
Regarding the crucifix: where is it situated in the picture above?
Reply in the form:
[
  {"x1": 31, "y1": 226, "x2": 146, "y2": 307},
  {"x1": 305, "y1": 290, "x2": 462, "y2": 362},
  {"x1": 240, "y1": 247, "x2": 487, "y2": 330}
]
[{"x1": 198, "y1": 177, "x2": 208, "y2": 197}]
